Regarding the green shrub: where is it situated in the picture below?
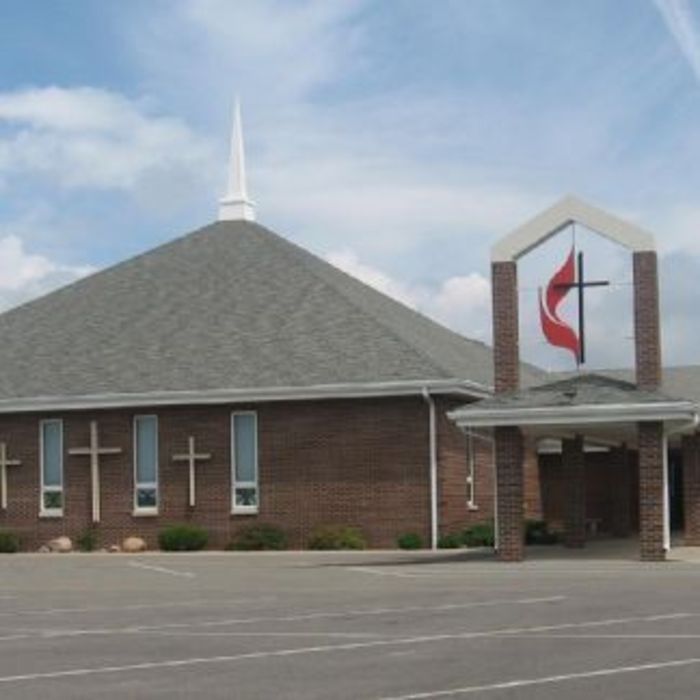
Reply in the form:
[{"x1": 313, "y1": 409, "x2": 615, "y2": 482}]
[
  {"x1": 397, "y1": 532, "x2": 423, "y2": 550},
  {"x1": 76, "y1": 527, "x2": 98, "y2": 552},
  {"x1": 437, "y1": 532, "x2": 463, "y2": 549},
  {"x1": 525, "y1": 519, "x2": 559, "y2": 545},
  {"x1": 308, "y1": 525, "x2": 366, "y2": 550},
  {"x1": 462, "y1": 521, "x2": 495, "y2": 548},
  {"x1": 158, "y1": 524, "x2": 209, "y2": 552},
  {"x1": 0, "y1": 530, "x2": 19, "y2": 553},
  {"x1": 229, "y1": 524, "x2": 287, "y2": 551}
]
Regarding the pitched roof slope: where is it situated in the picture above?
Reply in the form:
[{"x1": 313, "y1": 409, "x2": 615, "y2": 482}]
[
  {"x1": 460, "y1": 373, "x2": 683, "y2": 412},
  {"x1": 0, "y1": 221, "x2": 541, "y2": 400},
  {"x1": 552, "y1": 367, "x2": 700, "y2": 405}
]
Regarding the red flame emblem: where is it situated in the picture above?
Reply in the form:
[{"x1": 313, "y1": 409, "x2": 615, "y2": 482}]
[{"x1": 539, "y1": 247, "x2": 580, "y2": 363}]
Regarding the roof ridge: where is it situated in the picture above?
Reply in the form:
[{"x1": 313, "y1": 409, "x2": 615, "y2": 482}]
[{"x1": 245, "y1": 223, "x2": 453, "y2": 380}]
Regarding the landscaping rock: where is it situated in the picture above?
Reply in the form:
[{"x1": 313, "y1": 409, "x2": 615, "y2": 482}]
[
  {"x1": 122, "y1": 537, "x2": 146, "y2": 553},
  {"x1": 47, "y1": 536, "x2": 73, "y2": 553},
  {"x1": 108, "y1": 544, "x2": 121, "y2": 553}
]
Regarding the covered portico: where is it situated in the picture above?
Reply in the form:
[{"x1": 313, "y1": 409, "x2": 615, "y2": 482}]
[{"x1": 450, "y1": 374, "x2": 698, "y2": 561}]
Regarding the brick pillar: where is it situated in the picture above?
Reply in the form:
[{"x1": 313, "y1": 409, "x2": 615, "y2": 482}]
[
  {"x1": 492, "y1": 261, "x2": 519, "y2": 394},
  {"x1": 682, "y1": 434, "x2": 700, "y2": 546},
  {"x1": 562, "y1": 436, "x2": 586, "y2": 548},
  {"x1": 610, "y1": 445, "x2": 632, "y2": 538},
  {"x1": 633, "y1": 251, "x2": 662, "y2": 390},
  {"x1": 638, "y1": 421, "x2": 666, "y2": 561},
  {"x1": 495, "y1": 426, "x2": 524, "y2": 562}
]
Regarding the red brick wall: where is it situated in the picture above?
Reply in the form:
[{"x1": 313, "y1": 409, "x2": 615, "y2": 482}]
[
  {"x1": 436, "y1": 398, "x2": 494, "y2": 536},
  {"x1": 523, "y1": 439, "x2": 543, "y2": 520},
  {"x1": 0, "y1": 397, "x2": 434, "y2": 551},
  {"x1": 683, "y1": 434, "x2": 700, "y2": 545},
  {"x1": 436, "y1": 398, "x2": 542, "y2": 539},
  {"x1": 540, "y1": 450, "x2": 639, "y2": 534},
  {"x1": 494, "y1": 426, "x2": 525, "y2": 561},
  {"x1": 492, "y1": 261, "x2": 520, "y2": 394},
  {"x1": 638, "y1": 421, "x2": 666, "y2": 561},
  {"x1": 633, "y1": 251, "x2": 662, "y2": 390}
]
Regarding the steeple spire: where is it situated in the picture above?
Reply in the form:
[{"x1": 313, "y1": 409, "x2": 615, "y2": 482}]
[{"x1": 218, "y1": 98, "x2": 256, "y2": 222}]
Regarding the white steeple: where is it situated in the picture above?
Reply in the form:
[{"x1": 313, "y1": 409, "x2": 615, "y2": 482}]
[{"x1": 218, "y1": 98, "x2": 256, "y2": 222}]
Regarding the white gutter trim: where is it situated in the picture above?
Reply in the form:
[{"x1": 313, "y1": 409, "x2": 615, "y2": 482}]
[
  {"x1": 0, "y1": 379, "x2": 491, "y2": 415},
  {"x1": 422, "y1": 387, "x2": 439, "y2": 551},
  {"x1": 448, "y1": 401, "x2": 698, "y2": 428}
]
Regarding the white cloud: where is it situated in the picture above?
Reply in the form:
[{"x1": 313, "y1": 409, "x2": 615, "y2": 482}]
[
  {"x1": 327, "y1": 249, "x2": 491, "y2": 341},
  {"x1": 326, "y1": 249, "x2": 418, "y2": 307},
  {"x1": 0, "y1": 234, "x2": 94, "y2": 311},
  {"x1": 654, "y1": 0, "x2": 700, "y2": 83},
  {"x1": 0, "y1": 86, "x2": 214, "y2": 206},
  {"x1": 132, "y1": 0, "x2": 365, "y2": 107}
]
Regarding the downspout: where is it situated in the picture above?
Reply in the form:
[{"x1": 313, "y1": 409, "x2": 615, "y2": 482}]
[{"x1": 422, "y1": 387, "x2": 439, "y2": 550}]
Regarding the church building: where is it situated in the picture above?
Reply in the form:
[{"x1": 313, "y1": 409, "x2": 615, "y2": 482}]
[{"x1": 1, "y1": 105, "x2": 699, "y2": 558}]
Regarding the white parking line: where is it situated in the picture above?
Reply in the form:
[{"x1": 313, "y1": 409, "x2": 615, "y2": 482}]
[
  {"x1": 0, "y1": 597, "x2": 272, "y2": 618},
  {"x1": 348, "y1": 565, "x2": 697, "y2": 577},
  {"x1": 0, "y1": 596, "x2": 566, "y2": 641},
  {"x1": 378, "y1": 657, "x2": 700, "y2": 698},
  {"x1": 146, "y1": 631, "x2": 387, "y2": 639},
  {"x1": 0, "y1": 612, "x2": 692, "y2": 683},
  {"x1": 128, "y1": 561, "x2": 196, "y2": 578}
]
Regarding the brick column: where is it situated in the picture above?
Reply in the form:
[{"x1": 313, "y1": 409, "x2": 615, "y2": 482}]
[
  {"x1": 492, "y1": 261, "x2": 519, "y2": 394},
  {"x1": 495, "y1": 426, "x2": 524, "y2": 562},
  {"x1": 638, "y1": 421, "x2": 666, "y2": 561},
  {"x1": 682, "y1": 434, "x2": 700, "y2": 546},
  {"x1": 633, "y1": 251, "x2": 662, "y2": 390},
  {"x1": 610, "y1": 445, "x2": 632, "y2": 538},
  {"x1": 562, "y1": 436, "x2": 586, "y2": 548}
]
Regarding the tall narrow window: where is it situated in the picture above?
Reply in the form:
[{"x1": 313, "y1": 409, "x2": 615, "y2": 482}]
[
  {"x1": 134, "y1": 415, "x2": 158, "y2": 513},
  {"x1": 40, "y1": 419, "x2": 63, "y2": 515},
  {"x1": 232, "y1": 412, "x2": 258, "y2": 513}
]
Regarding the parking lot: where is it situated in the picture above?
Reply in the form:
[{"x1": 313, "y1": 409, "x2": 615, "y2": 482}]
[{"x1": 2, "y1": 545, "x2": 700, "y2": 698}]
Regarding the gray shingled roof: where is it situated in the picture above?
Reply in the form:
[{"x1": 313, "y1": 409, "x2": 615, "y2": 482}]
[
  {"x1": 552, "y1": 367, "x2": 700, "y2": 405},
  {"x1": 0, "y1": 220, "x2": 543, "y2": 401},
  {"x1": 460, "y1": 373, "x2": 681, "y2": 412}
]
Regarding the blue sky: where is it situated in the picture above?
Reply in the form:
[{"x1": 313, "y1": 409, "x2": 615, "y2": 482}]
[{"x1": 1, "y1": 0, "x2": 699, "y2": 369}]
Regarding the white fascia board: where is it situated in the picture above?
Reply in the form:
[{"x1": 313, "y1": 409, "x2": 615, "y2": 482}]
[
  {"x1": 0, "y1": 378, "x2": 492, "y2": 415},
  {"x1": 448, "y1": 401, "x2": 698, "y2": 428},
  {"x1": 491, "y1": 195, "x2": 656, "y2": 262}
]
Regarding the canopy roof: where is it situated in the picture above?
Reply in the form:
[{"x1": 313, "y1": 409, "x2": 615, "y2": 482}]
[{"x1": 449, "y1": 374, "x2": 698, "y2": 439}]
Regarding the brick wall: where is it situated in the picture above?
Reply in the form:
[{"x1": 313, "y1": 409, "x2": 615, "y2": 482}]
[
  {"x1": 494, "y1": 426, "x2": 524, "y2": 561},
  {"x1": 0, "y1": 396, "x2": 434, "y2": 551},
  {"x1": 492, "y1": 261, "x2": 520, "y2": 394},
  {"x1": 436, "y1": 397, "x2": 542, "y2": 539},
  {"x1": 638, "y1": 421, "x2": 666, "y2": 561},
  {"x1": 562, "y1": 437, "x2": 586, "y2": 548},
  {"x1": 682, "y1": 434, "x2": 700, "y2": 546},
  {"x1": 633, "y1": 251, "x2": 662, "y2": 390},
  {"x1": 540, "y1": 449, "x2": 639, "y2": 535},
  {"x1": 435, "y1": 397, "x2": 494, "y2": 537}
]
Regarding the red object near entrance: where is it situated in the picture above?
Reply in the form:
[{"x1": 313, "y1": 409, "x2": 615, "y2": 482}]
[{"x1": 539, "y1": 247, "x2": 580, "y2": 362}]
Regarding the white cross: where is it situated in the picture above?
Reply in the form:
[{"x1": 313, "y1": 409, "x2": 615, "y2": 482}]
[
  {"x1": 172, "y1": 436, "x2": 211, "y2": 508},
  {"x1": 0, "y1": 442, "x2": 21, "y2": 511},
  {"x1": 68, "y1": 421, "x2": 122, "y2": 523}
]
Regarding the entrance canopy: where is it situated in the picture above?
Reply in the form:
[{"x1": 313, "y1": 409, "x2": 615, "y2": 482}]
[{"x1": 449, "y1": 374, "x2": 698, "y2": 447}]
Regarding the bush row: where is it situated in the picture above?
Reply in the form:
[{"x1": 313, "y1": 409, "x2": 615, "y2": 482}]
[
  {"x1": 0, "y1": 520, "x2": 560, "y2": 553},
  {"x1": 436, "y1": 519, "x2": 560, "y2": 549},
  {"x1": 159, "y1": 523, "x2": 369, "y2": 551}
]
